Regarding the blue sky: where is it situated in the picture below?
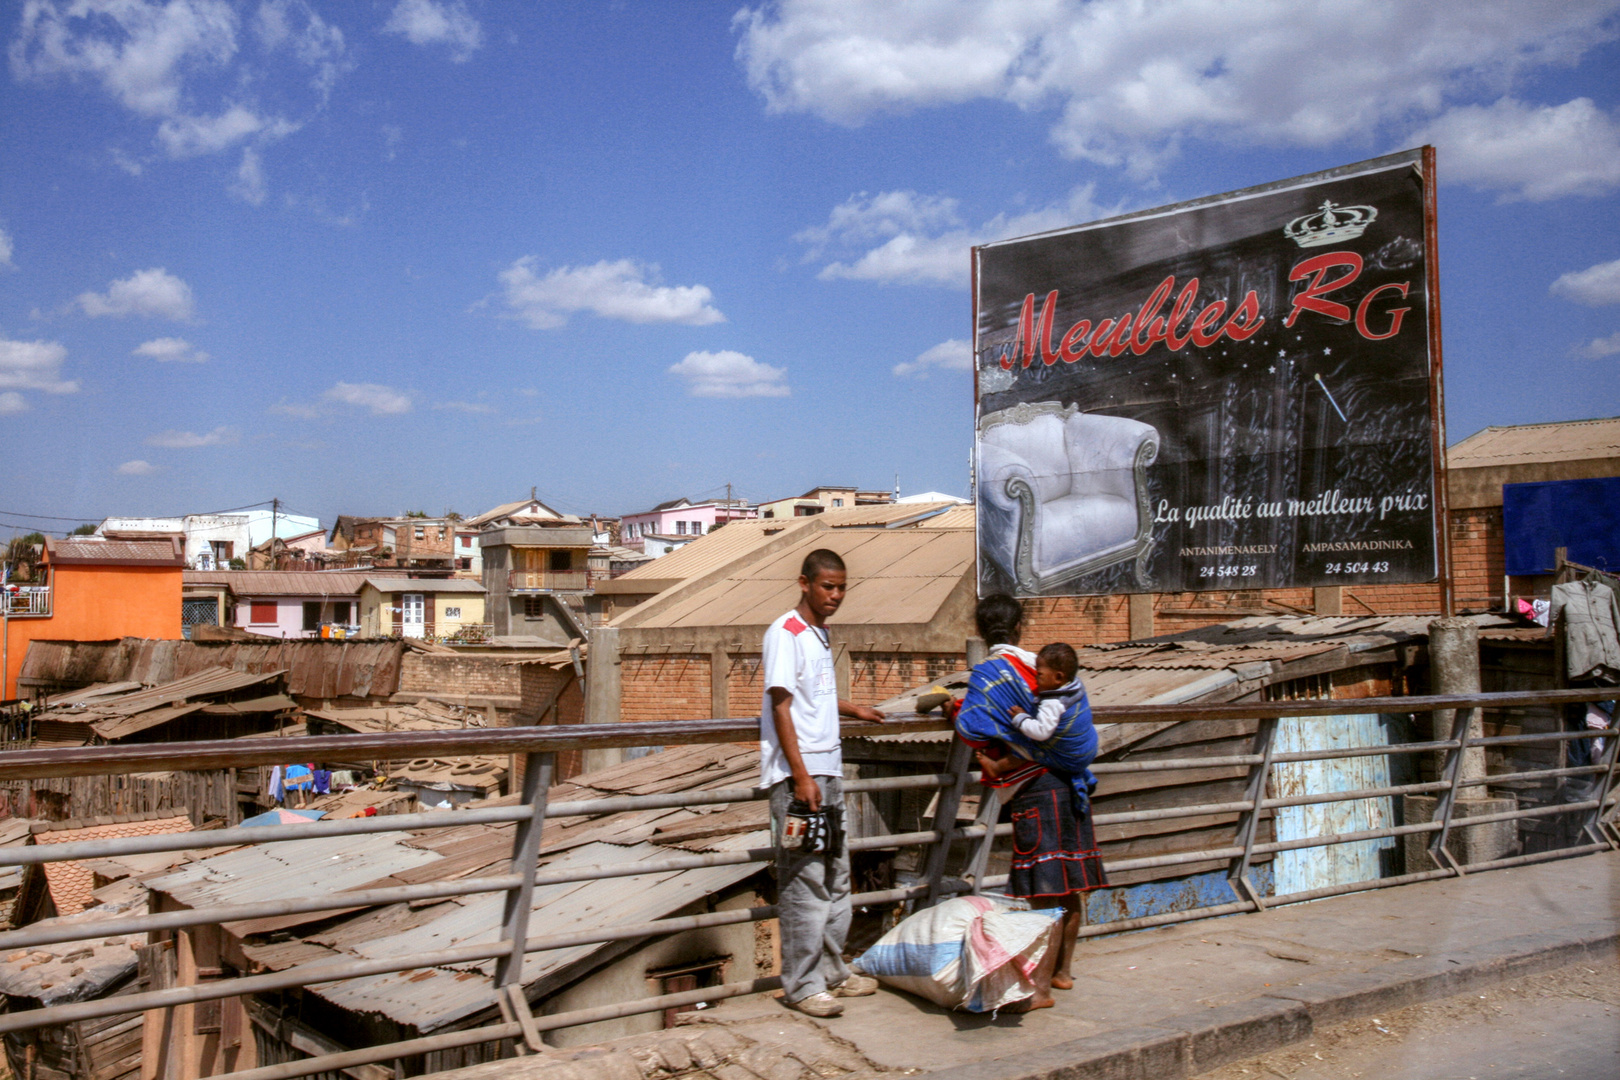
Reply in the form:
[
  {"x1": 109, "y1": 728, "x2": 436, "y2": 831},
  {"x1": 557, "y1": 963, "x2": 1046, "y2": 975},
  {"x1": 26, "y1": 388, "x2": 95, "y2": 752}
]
[{"x1": 2, "y1": 0, "x2": 1618, "y2": 531}]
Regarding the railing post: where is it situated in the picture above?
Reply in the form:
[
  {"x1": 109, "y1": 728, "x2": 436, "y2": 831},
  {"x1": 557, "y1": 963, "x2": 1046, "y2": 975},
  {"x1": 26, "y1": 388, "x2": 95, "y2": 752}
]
[
  {"x1": 920, "y1": 738, "x2": 974, "y2": 908},
  {"x1": 1581, "y1": 718, "x2": 1620, "y2": 849},
  {"x1": 494, "y1": 749, "x2": 553, "y2": 1052},
  {"x1": 963, "y1": 782, "x2": 999, "y2": 895},
  {"x1": 1227, "y1": 716, "x2": 1279, "y2": 910},
  {"x1": 1426, "y1": 702, "x2": 1477, "y2": 875}
]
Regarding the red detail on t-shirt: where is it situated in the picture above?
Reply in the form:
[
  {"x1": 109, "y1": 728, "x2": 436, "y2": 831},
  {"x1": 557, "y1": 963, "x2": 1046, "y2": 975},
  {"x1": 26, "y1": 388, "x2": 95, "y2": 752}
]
[{"x1": 783, "y1": 616, "x2": 807, "y2": 636}]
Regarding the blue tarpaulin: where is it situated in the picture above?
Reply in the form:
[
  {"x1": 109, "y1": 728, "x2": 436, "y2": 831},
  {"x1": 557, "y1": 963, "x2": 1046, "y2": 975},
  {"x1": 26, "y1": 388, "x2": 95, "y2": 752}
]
[{"x1": 1503, "y1": 476, "x2": 1620, "y2": 575}]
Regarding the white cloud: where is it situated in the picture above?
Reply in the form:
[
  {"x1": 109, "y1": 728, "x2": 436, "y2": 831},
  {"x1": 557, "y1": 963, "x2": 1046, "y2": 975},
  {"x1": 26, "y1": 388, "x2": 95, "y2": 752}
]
[
  {"x1": 133, "y1": 337, "x2": 210, "y2": 363},
  {"x1": 802, "y1": 185, "x2": 1107, "y2": 287},
  {"x1": 498, "y1": 258, "x2": 726, "y2": 328},
  {"x1": 1551, "y1": 257, "x2": 1620, "y2": 306},
  {"x1": 894, "y1": 338, "x2": 972, "y2": 377},
  {"x1": 432, "y1": 400, "x2": 495, "y2": 413},
  {"x1": 268, "y1": 400, "x2": 322, "y2": 419},
  {"x1": 0, "y1": 226, "x2": 13, "y2": 269},
  {"x1": 0, "y1": 392, "x2": 27, "y2": 415},
  {"x1": 254, "y1": 1, "x2": 349, "y2": 98},
  {"x1": 11, "y1": 0, "x2": 341, "y2": 199},
  {"x1": 116, "y1": 459, "x2": 158, "y2": 475},
  {"x1": 736, "y1": 1, "x2": 1618, "y2": 180},
  {"x1": 1574, "y1": 331, "x2": 1620, "y2": 359},
  {"x1": 1410, "y1": 98, "x2": 1620, "y2": 201},
  {"x1": 145, "y1": 425, "x2": 238, "y2": 448},
  {"x1": 0, "y1": 337, "x2": 79, "y2": 398},
  {"x1": 230, "y1": 147, "x2": 268, "y2": 205},
  {"x1": 77, "y1": 268, "x2": 196, "y2": 320},
  {"x1": 323, "y1": 381, "x2": 412, "y2": 414},
  {"x1": 383, "y1": 0, "x2": 482, "y2": 62},
  {"x1": 668, "y1": 350, "x2": 790, "y2": 398},
  {"x1": 158, "y1": 106, "x2": 295, "y2": 159}
]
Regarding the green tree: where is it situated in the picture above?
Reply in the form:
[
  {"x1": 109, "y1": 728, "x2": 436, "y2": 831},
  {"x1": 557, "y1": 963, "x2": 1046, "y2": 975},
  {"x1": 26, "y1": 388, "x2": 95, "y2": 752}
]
[{"x1": 70, "y1": 524, "x2": 97, "y2": 535}]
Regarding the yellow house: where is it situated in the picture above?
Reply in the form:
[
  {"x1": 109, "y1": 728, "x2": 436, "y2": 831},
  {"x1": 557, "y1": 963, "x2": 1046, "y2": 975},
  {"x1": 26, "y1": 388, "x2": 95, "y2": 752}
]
[{"x1": 358, "y1": 576, "x2": 487, "y2": 639}]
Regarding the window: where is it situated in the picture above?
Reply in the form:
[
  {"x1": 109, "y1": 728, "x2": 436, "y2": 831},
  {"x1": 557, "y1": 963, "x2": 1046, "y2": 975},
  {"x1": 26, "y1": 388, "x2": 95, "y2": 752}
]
[
  {"x1": 692, "y1": 521, "x2": 704, "y2": 534},
  {"x1": 302, "y1": 602, "x2": 322, "y2": 632},
  {"x1": 832, "y1": 498, "x2": 844, "y2": 507},
  {"x1": 548, "y1": 549, "x2": 571, "y2": 571},
  {"x1": 249, "y1": 600, "x2": 277, "y2": 625},
  {"x1": 415, "y1": 526, "x2": 425, "y2": 540},
  {"x1": 675, "y1": 521, "x2": 686, "y2": 535},
  {"x1": 332, "y1": 601, "x2": 352, "y2": 624},
  {"x1": 523, "y1": 596, "x2": 545, "y2": 619}
]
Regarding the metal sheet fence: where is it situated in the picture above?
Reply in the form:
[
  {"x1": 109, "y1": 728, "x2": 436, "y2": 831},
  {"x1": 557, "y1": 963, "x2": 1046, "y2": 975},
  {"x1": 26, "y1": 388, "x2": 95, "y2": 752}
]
[{"x1": 0, "y1": 688, "x2": 1614, "y2": 1080}]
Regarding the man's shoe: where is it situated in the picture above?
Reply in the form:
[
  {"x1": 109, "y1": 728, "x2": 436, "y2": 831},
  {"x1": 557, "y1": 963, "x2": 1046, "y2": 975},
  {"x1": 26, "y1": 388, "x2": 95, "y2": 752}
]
[
  {"x1": 786, "y1": 991, "x2": 844, "y2": 1018},
  {"x1": 831, "y1": 974, "x2": 879, "y2": 997}
]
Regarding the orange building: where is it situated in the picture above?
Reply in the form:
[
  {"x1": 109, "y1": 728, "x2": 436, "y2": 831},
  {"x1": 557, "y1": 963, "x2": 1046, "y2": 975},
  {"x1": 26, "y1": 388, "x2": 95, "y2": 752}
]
[{"x1": 2, "y1": 537, "x2": 184, "y2": 700}]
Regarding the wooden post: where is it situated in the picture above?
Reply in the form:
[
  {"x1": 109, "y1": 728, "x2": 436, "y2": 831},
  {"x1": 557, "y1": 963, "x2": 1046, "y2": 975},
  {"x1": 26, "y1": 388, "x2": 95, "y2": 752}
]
[
  {"x1": 581, "y1": 627, "x2": 621, "y2": 774},
  {"x1": 709, "y1": 645, "x2": 730, "y2": 719}
]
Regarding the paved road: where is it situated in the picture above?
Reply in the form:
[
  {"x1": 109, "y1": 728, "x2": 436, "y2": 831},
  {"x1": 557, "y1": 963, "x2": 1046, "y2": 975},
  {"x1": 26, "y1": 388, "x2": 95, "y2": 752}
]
[{"x1": 1194, "y1": 959, "x2": 1620, "y2": 1080}]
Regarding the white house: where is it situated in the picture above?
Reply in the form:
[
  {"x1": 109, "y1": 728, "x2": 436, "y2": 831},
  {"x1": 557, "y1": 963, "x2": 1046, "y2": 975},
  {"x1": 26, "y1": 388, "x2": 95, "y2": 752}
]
[{"x1": 100, "y1": 510, "x2": 321, "y2": 570}]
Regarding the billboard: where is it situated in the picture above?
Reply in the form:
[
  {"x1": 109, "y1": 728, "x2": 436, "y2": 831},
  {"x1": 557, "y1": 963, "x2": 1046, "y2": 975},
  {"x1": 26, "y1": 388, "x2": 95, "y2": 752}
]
[{"x1": 974, "y1": 148, "x2": 1443, "y2": 599}]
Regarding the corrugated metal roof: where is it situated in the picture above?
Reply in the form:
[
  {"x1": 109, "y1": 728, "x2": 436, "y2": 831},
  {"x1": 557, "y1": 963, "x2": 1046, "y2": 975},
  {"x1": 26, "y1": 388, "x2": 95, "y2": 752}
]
[
  {"x1": 1448, "y1": 416, "x2": 1620, "y2": 468},
  {"x1": 917, "y1": 505, "x2": 976, "y2": 529},
  {"x1": 184, "y1": 571, "x2": 372, "y2": 596},
  {"x1": 364, "y1": 576, "x2": 486, "y2": 594},
  {"x1": 147, "y1": 831, "x2": 444, "y2": 912},
  {"x1": 631, "y1": 528, "x2": 973, "y2": 630},
  {"x1": 612, "y1": 517, "x2": 815, "y2": 585},
  {"x1": 46, "y1": 536, "x2": 184, "y2": 566}
]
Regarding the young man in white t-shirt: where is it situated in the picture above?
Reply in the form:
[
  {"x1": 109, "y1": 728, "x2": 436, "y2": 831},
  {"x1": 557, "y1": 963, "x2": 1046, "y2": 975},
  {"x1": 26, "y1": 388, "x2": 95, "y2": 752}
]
[{"x1": 763, "y1": 548, "x2": 887, "y2": 1017}]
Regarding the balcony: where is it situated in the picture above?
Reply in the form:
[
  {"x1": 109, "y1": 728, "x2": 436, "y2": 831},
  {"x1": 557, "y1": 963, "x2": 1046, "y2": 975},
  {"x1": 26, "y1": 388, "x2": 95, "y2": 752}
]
[
  {"x1": 0, "y1": 585, "x2": 51, "y2": 618},
  {"x1": 508, "y1": 569, "x2": 597, "y2": 592}
]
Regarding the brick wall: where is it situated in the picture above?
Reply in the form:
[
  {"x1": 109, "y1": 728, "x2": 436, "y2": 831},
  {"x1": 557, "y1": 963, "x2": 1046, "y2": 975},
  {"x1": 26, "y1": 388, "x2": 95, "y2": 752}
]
[
  {"x1": 848, "y1": 652, "x2": 966, "y2": 704},
  {"x1": 517, "y1": 664, "x2": 585, "y2": 777},
  {"x1": 400, "y1": 653, "x2": 522, "y2": 698},
  {"x1": 620, "y1": 653, "x2": 712, "y2": 724}
]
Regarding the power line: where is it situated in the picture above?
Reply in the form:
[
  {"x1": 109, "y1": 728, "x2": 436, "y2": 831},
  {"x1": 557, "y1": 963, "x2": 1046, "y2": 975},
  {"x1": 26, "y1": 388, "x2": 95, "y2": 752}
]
[{"x1": 0, "y1": 499, "x2": 276, "y2": 524}]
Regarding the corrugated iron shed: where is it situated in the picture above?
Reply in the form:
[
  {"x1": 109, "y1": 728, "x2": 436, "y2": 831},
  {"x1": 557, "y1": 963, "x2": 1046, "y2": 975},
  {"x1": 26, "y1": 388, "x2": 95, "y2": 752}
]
[
  {"x1": 17, "y1": 638, "x2": 405, "y2": 699},
  {"x1": 183, "y1": 572, "x2": 372, "y2": 596},
  {"x1": 1448, "y1": 415, "x2": 1620, "y2": 468}
]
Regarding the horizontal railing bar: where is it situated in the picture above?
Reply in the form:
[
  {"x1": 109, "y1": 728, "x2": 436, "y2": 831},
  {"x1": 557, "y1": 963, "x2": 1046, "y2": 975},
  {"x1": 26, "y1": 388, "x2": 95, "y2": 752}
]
[
  {"x1": 1457, "y1": 764, "x2": 1610, "y2": 789},
  {"x1": 544, "y1": 772, "x2": 954, "y2": 819},
  {"x1": 6, "y1": 689, "x2": 1616, "y2": 780},
  {"x1": 0, "y1": 936, "x2": 518, "y2": 1035},
  {"x1": 1268, "y1": 866, "x2": 1456, "y2": 905},
  {"x1": 223, "y1": 1021, "x2": 525, "y2": 1080},
  {"x1": 0, "y1": 873, "x2": 526, "y2": 952},
  {"x1": 1075, "y1": 898, "x2": 1257, "y2": 938},
  {"x1": 1262, "y1": 780, "x2": 1452, "y2": 810},
  {"x1": 1252, "y1": 820, "x2": 1442, "y2": 855},
  {"x1": 1105, "y1": 845, "x2": 1247, "y2": 873},
  {"x1": 1436, "y1": 799, "x2": 1602, "y2": 828},
  {"x1": 0, "y1": 804, "x2": 534, "y2": 867},
  {"x1": 1270, "y1": 739, "x2": 1460, "y2": 764},
  {"x1": 1471, "y1": 728, "x2": 1618, "y2": 748},
  {"x1": 1094, "y1": 740, "x2": 1460, "y2": 776},
  {"x1": 1093, "y1": 801, "x2": 1255, "y2": 826}
]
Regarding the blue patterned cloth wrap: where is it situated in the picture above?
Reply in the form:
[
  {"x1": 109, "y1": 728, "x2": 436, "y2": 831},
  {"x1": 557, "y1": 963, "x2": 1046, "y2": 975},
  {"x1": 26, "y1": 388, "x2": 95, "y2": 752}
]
[{"x1": 955, "y1": 655, "x2": 1099, "y2": 803}]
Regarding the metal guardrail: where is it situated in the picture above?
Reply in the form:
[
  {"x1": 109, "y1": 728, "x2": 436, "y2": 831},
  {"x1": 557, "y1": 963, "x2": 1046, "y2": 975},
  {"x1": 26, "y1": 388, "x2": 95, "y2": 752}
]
[
  {"x1": 0, "y1": 688, "x2": 1614, "y2": 1080},
  {"x1": 0, "y1": 585, "x2": 51, "y2": 617}
]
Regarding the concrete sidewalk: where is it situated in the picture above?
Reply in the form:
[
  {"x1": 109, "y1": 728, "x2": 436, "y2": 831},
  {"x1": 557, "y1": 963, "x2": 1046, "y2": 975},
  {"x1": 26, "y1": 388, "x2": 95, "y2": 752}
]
[{"x1": 710, "y1": 848, "x2": 1620, "y2": 1079}]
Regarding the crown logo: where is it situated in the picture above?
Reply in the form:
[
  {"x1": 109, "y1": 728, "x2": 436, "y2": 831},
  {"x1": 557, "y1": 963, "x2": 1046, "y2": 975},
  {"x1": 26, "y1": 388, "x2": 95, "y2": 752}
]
[{"x1": 1284, "y1": 200, "x2": 1377, "y2": 248}]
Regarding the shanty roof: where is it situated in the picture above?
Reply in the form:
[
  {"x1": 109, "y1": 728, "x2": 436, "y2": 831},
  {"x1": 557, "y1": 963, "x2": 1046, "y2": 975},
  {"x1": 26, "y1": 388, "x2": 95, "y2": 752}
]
[
  {"x1": 1449, "y1": 416, "x2": 1620, "y2": 468},
  {"x1": 44, "y1": 536, "x2": 185, "y2": 566},
  {"x1": 17, "y1": 638, "x2": 406, "y2": 700},
  {"x1": 144, "y1": 742, "x2": 769, "y2": 1033},
  {"x1": 620, "y1": 527, "x2": 973, "y2": 631},
  {"x1": 0, "y1": 895, "x2": 147, "y2": 1005},
  {"x1": 363, "y1": 576, "x2": 486, "y2": 594},
  {"x1": 26, "y1": 666, "x2": 291, "y2": 741},
  {"x1": 464, "y1": 497, "x2": 576, "y2": 529},
  {"x1": 184, "y1": 571, "x2": 372, "y2": 595}
]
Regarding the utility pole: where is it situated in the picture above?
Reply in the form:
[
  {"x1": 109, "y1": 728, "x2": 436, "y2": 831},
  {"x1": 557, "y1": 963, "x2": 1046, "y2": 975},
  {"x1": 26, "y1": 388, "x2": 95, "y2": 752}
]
[
  {"x1": 725, "y1": 482, "x2": 732, "y2": 522},
  {"x1": 269, "y1": 497, "x2": 279, "y2": 570}
]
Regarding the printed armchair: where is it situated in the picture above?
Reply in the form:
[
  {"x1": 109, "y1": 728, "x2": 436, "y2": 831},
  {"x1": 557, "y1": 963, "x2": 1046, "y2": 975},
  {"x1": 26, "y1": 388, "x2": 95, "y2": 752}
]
[{"x1": 978, "y1": 402, "x2": 1160, "y2": 593}]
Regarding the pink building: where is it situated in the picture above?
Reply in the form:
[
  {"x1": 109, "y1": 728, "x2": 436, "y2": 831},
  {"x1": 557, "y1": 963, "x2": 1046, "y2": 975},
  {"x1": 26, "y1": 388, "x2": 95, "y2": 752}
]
[{"x1": 620, "y1": 497, "x2": 755, "y2": 550}]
